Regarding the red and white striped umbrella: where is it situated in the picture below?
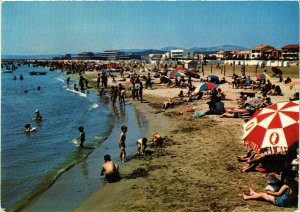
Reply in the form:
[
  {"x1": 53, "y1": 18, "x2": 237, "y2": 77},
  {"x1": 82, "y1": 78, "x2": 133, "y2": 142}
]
[{"x1": 243, "y1": 101, "x2": 299, "y2": 155}]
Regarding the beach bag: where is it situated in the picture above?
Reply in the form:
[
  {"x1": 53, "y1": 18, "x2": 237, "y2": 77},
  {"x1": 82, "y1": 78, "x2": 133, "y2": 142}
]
[
  {"x1": 193, "y1": 112, "x2": 205, "y2": 118},
  {"x1": 265, "y1": 176, "x2": 281, "y2": 192}
]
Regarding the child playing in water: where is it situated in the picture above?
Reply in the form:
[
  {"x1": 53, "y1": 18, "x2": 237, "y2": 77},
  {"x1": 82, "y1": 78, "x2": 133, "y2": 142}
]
[
  {"x1": 77, "y1": 126, "x2": 85, "y2": 148},
  {"x1": 118, "y1": 125, "x2": 127, "y2": 163},
  {"x1": 100, "y1": 154, "x2": 120, "y2": 183}
]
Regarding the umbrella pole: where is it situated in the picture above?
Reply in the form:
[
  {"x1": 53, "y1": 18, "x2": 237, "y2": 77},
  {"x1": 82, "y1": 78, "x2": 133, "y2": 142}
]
[
  {"x1": 224, "y1": 65, "x2": 226, "y2": 76},
  {"x1": 210, "y1": 64, "x2": 212, "y2": 73}
]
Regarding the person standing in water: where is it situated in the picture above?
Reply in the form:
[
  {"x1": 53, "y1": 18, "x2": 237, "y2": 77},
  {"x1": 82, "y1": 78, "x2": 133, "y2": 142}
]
[
  {"x1": 34, "y1": 109, "x2": 42, "y2": 121},
  {"x1": 66, "y1": 77, "x2": 71, "y2": 86},
  {"x1": 76, "y1": 126, "x2": 85, "y2": 148},
  {"x1": 118, "y1": 125, "x2": 127, "y2": 163}
]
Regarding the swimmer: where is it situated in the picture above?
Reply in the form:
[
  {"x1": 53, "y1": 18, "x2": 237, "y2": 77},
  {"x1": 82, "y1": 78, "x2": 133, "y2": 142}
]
[{"x1": 34, "y1": 109, "x2": 42, "y2": 121}]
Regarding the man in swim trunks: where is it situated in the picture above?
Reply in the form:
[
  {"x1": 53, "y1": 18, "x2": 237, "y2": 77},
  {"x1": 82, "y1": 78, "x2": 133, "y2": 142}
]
[
  {"x1": 100, "y1": 155, "x2": 120, "y2": 183},
  {"x1": 119, "y1": 125, "x2": 127, "y2": 163}
]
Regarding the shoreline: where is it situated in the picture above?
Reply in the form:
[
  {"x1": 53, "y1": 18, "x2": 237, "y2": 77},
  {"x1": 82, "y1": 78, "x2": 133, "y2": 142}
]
[
  {"x1": 10, "y1": 64, "x2": 298, "y2": 211},
  {"x1": 18, "y1": 70, "x2": 147, "y2": 211}
]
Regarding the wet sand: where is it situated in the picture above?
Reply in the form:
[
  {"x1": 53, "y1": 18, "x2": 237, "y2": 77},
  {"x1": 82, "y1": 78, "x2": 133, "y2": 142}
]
[{"x1": 75, "y1": 71, "x2": 298, "y2": 211}]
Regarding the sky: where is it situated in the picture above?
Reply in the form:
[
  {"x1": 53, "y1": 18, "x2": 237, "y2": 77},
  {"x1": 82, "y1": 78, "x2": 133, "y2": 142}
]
[{"x1": 1, "y1": 1, "x2": 299, "y2": 55}]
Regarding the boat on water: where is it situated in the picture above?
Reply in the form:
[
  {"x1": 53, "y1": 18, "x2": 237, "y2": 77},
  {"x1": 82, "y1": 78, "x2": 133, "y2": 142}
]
[
  {"x1": 2, "y1": 70, "x2": 13, "y2": 73},
  {"x1": 29, "y1": 71, "x2": 47, "y2": 75}
]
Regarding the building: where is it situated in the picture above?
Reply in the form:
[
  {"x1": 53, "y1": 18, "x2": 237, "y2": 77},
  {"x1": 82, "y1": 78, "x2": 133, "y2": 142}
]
[
  {"x1": 170, "y1": 49, "x2": 194, "y2": 60},
  {"x1": 74, "y1": 52, "x2": 100, "y2": 60},
  {"x1": 148, "y1": 54, "x2": 162, "y2": 63},
  {"x1": 250, "y1": 45, "x2": 274, "y2": 59},
  {"x1": 216, "y1": 50, "x2": 231, "y2": 60},
  {"x1": 101, "y1": 50, "x2": 121, "y2": 60},
  {"x1": 61, "y1": 54, "x2": 72, "y2": 60},
  {"x1": 281, "y1": 44, "x2": 299, "y2": 60},
  {"x1": 262, "y1": 49, "x2": 281, "y2": 60},
  {"x1": 183, "y1": 60, "x2": 198, "y2": 69},
  {"x1": 119, "y1": 53, "x2": 141, "y2": 60},
  {"x1": 236, "y1": 50, "x2": 251, "y2": 60}
]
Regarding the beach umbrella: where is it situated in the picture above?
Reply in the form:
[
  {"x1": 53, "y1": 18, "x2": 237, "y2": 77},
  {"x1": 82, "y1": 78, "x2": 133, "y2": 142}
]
[
  {"x1": 193, "y1": 82, "x2": 218, "y2": 93},
  {"x1": 256, "y1": 73, "x2": 271, "y2": 80},
  {"x1": 243, "y1": 101, "x2": 299, "y2": 155},
  {"x1": 168, "y1": 71, "x2": 185, "y2": 78},
  {"x1": 176, "y1": 67, "x2": 187, "y2": 72},
  {"x1": 207, "y1": 74, "x2": 219, "y2": 79}
]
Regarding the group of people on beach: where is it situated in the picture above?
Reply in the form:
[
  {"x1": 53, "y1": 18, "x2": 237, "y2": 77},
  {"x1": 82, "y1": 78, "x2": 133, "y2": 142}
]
[{"x1": 100, "y1": 124, "x2": 162, "y2": 183}]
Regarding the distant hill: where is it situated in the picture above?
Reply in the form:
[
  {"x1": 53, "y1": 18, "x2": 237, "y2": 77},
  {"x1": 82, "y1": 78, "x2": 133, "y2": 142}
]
[
  {"x1": 119, "y1": 49, "x2": 149, "y2": 53},
  {"x1": 2, "y1": 54, "x2": 61, "y2": 60},
  {"x1": 159, "y1": 46, "x2": 183, "y2": 51},
  {"x1": 158, "y1": 45, "x2": 249, "y2": 53},
  {"x1": 190, "y1": 45, "x2": 249, "y2": 52}
]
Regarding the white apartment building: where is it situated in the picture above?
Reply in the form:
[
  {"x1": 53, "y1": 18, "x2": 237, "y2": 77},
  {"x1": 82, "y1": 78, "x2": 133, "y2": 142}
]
[{"x1": 170, "y1": 49, "x2": 194, "y2": 60}]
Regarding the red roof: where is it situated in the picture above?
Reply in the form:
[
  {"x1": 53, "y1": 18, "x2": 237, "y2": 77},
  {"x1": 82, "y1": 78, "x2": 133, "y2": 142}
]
[{"x1": 281, "y1": 44, "x2": 299, "y2": 49}]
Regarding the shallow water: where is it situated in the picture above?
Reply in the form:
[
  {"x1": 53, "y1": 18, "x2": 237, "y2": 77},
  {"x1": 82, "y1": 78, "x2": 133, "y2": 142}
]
[
  {"x1": 23, "y1": 102, "x2": 148, "y2": 211},
  {"x1": 1, "y1": 65, "x2": 116, "y2": 210}
]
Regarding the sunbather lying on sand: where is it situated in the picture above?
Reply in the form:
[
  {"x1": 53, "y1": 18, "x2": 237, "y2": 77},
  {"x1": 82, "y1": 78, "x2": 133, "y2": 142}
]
[{"x1": 220, "y1": 111, "x2": 250, "y2": 118}]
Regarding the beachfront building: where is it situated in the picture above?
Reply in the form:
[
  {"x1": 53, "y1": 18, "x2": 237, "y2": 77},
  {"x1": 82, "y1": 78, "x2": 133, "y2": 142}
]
[
  {"x1": 235, "y1": 50, "x2": 251, "y2": 60},
  {"x1": 281, "y1": 44, "x2": 299, "y2": 60},
  {"x1": 216, "y1": 50, "x2": 231, "y2": 60},
  {"x1": 101, "y1": 50, "x2": 121, "y2": 60},
  {"x1": 61, "y1": 54, "x2": 72, "y2": 60},
  {"x1": 149, "y1": 53, "x2": 162, "y2": 64},
  {"x1": 170, "y1": 49, "x2": 194, "y2": 60},
  {"x1": 74, "y1": 52, "x2": 101, "y2": 60},
  {"x1": 119, "y1": 53, "x2": 141, "y2": 60},
  {"x1": 262, "y1": 49, "x2": 281, "y2": 60},
  {"x1": 183, "y1": 60, "x2": 198, "y2": 69},
  {"x1": 250, "y1": 45, "x2": 274, "y2": 60},
  {"x1": 194, "y1": 53, "x2": 205, "y2": 61},
  {"x1": 162, "y1": 52, "x2": 171, "y2": 60}
]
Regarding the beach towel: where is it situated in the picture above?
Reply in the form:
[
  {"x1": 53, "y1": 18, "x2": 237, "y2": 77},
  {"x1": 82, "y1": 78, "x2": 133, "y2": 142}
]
[{"x1": 186, "y1": 108, "x2": 195, "y2": 112}]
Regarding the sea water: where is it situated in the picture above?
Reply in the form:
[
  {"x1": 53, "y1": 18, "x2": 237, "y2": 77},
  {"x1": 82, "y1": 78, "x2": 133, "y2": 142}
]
[{"x1": 1, "y1": 65, "x2": 117, "y2": 210}]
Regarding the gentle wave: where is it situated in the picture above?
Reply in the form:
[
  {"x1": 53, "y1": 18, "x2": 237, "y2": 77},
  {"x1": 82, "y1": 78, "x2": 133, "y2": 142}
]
[
  {"x1": 88, "y1": 103, "x2": 99, "y2": 111},
  {"x1": 54, "y1": 77, "x2": 65, "y2": 83},
  {"x1": 65, "y1": 88, "x2": 87, "y2": 97}
]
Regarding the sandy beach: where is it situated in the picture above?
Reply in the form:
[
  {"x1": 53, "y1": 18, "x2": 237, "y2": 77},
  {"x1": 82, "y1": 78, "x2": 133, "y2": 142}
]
[{"x1": 73, "y1": 69, "x2": 299, "y2": 211}]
